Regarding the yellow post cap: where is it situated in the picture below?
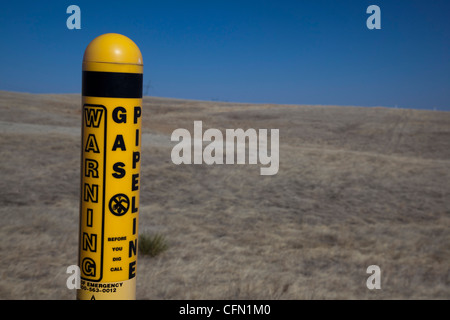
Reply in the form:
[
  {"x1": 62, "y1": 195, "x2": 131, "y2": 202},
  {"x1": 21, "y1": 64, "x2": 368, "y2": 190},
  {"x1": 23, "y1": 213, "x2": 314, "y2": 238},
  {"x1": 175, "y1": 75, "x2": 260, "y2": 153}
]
[{"x1": 83, "y1": 33, "x2": 143, "y2": 73}]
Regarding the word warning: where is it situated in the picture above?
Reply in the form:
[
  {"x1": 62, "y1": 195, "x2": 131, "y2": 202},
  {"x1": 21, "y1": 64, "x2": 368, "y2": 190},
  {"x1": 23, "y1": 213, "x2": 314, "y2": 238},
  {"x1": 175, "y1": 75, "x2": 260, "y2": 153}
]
[{"x1": 79, "y1": 102, "x2": 142, "y2": 286}]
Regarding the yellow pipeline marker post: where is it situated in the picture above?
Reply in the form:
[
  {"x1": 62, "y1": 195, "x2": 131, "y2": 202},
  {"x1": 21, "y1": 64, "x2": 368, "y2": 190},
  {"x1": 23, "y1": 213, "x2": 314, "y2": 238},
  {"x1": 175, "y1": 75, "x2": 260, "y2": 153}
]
[{"x1": 78, "y1": 33, "x2": 143, "y2": 300}]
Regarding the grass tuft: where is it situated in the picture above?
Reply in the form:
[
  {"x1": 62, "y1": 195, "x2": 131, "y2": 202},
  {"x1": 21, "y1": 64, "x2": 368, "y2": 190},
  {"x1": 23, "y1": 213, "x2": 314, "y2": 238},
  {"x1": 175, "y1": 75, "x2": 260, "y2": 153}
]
[{"x1": 139, "y1": 232, "x2": 169, "y2": 257}]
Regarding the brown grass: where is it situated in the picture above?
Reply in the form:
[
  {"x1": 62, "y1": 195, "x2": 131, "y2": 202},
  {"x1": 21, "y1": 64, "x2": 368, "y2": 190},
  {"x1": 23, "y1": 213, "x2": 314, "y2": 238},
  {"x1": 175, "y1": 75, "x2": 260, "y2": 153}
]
[{"x1": 0, "y1": 90, "x2": 449, "y2": 299}]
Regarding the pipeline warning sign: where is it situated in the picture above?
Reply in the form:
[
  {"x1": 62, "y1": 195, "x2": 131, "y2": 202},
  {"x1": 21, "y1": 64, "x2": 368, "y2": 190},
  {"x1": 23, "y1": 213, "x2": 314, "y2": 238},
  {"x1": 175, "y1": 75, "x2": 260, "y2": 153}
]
[
  {"x1": 78, "y1": 100, "x2": 142, "y2": 300},
  {"x1": 78, "y1": 33, "x2": 143, "y2": 300}
]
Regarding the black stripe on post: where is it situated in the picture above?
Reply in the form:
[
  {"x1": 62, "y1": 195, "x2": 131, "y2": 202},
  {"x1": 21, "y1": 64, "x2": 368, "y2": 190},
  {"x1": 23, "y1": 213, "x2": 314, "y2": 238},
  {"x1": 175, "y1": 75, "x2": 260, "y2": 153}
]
[{"x1": 82, "y1": 71, "x2": 143, "y2": 98}]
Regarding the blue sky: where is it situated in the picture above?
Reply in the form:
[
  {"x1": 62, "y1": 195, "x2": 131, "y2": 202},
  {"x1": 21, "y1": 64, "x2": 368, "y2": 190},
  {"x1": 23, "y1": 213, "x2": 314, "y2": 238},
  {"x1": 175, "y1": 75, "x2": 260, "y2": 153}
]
[{"x1": 0, "y1": 0, "x2": 449, "y2": 110}]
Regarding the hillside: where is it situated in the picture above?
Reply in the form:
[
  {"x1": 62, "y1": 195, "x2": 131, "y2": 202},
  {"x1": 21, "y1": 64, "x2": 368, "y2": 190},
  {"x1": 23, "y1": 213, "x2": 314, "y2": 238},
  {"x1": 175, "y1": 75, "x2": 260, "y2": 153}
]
[{"x1": 0, "y1": 90, "x2": 449, "y2": 299}]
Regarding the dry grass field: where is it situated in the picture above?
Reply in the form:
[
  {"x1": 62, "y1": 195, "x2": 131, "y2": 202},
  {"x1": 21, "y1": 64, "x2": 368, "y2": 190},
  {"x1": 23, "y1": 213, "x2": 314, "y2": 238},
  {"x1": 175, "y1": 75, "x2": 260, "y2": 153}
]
[{"x1": 0, "y1": 90, "x2": 449, "y2": 299}]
